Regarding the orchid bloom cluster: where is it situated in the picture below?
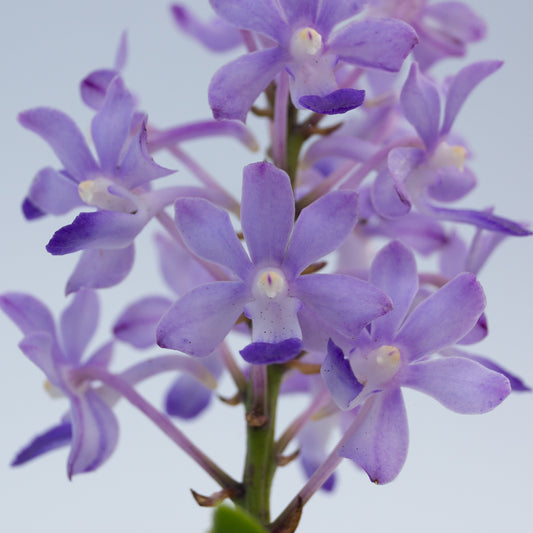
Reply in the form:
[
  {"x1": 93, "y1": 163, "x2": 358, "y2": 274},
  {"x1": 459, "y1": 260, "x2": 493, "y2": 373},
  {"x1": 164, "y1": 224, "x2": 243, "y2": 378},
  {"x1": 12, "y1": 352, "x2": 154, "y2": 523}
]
[{"x1": 3, "y1": 1, "x2": 530, "y2": 531}]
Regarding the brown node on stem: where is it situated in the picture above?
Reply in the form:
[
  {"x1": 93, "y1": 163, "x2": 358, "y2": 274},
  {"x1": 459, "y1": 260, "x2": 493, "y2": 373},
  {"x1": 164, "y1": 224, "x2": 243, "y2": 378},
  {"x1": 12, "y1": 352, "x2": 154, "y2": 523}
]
[
  {"x1": 245, "y1": 409, "x2": 269, "y2": 428},
  {"x1": 218, "y1": 391, "x2": 243, "y2": 406},
  {"x1": 190, "y1": 487, "x2": 241, "y2": 507},
  {"x1": 268, "y1": 496, "x2": 303, "y2": 533}
]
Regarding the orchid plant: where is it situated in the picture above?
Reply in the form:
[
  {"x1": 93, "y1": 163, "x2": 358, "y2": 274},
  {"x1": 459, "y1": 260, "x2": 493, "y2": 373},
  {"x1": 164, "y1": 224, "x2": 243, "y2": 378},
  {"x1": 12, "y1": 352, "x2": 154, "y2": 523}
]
[{"x1": 3, "y1": 1, "x2": 530, "y2": 532}]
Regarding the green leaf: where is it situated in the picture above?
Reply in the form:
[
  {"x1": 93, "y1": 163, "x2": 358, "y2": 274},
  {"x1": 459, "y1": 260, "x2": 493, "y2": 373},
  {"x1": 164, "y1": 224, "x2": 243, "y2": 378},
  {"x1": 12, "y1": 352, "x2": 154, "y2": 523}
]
[{"x1": 212, "y1": 505, "x2": 269, "y2": 533}]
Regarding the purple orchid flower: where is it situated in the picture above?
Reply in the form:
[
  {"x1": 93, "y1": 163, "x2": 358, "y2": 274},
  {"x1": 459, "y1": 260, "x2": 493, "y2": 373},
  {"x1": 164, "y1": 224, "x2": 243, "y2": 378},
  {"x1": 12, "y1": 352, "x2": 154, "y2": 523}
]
[
  {"x1": 367, "y1": 0, "x2": 486, "y2": 70},
  {"x1": 0, "y1": 290, "x2": 118, "y2": 477},
  {"x1": 372, "y1": 61, "x2": 530, "y2": 236},
  {"x1": 321, "y1": 240, "x2": 511, "y2": 483},
  {"x1": 157, "y1": 161, "x2": 392, "y2": 364},
  {"x1": 208, "y1": 0, "x2": 418, "y2": 120}
]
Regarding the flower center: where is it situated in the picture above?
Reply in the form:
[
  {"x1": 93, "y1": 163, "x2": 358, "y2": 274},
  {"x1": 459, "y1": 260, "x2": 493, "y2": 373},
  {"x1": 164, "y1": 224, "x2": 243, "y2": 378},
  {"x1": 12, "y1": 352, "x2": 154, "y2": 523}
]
[
  {"x1": 252, "y1": 268, "x2": 288, "y2": 299},
  {"x1": 352, "y1": 345, "x2": 401, "y2": 387},
  {"x1": 78, "y1": 177, "x2": 138, "y2": 213},
  {"x1": 290, "y1": 27, "x2": 323, "y2": 60},
  {"x1": 430, "y1": 142, "x2": 467, "y2": 171}
]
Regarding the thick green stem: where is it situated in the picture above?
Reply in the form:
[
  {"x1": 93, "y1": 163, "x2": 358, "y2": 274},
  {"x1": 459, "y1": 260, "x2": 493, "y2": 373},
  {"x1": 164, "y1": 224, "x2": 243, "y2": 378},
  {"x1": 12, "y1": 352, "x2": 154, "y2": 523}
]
[{"x1": 236, "y1": 364, "x2": 285, "y2": 526}]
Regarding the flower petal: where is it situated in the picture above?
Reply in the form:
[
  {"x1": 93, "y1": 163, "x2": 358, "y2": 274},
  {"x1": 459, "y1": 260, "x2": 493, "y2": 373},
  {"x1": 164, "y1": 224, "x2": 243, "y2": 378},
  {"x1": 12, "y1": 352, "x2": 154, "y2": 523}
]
[
  {"x1": 329, "y1": 18, "x2": 418, "y2": 72},
  {"x1": 60, "y1": 290, "x2": 99, "y2": 364},
  {"x1": 396, "y1": 273, "x2": 486, "y2": 361},
  {"x1": 113, "y1": 296, "x2": 172, "y2": 348},
  {"x1": 299, "y1": 88, "x2": 365, "y2": 115},
  {"x1": 0, "y1": 292, "x2": 55, "y2": 336},
  {"x1": 241, "y1": 162, "x2": 294, "y2": 266},
  {"x1": 67, "y1": 389, "x2": 119, "y2": 477},
  {"x1": 403, "y1": 357, "x2": 511, "y2": 414},
  {"x1": 66, "y1": 245, "x2": 135, "y2": 294},
  {"x1": 293, "y1": 273, "x2": 392, "y2": 339},
  {"x1": 46, "y1": 211, "x2": 147, "y2": 255},
  {"x1": 174, "y1": 198, "x2": 252, "y2": 280},
  {"x1": 284, "y1": 190, "x2": 358, "y2": 277},
  {"x1": 80, "y1": 69, "x2": 118, "y2": 110},
  {"x1": 165, "y1": 374, "x2": 213, "y2": 419},
  {"x1": 240, "y1": 338, "x2": 303, "y2": 364},
  {"x1": 18, "y1": 108, "x2": 98, "y2": 182},
  {"x1": 208, "y1": 47, "x2": 288, "y2": 122},
  {"x1": 157, "y1": 281, "x2": 249, "y2": 357},
  {"x1": 11, "y1": 422, "x2": 72, "y2": 466},
  {"x1": 340, "y1": 388, "x2": 409, "y2": 484},
  {"x1": 369, "y1": 241, "x2": 418, "y2": 342}
]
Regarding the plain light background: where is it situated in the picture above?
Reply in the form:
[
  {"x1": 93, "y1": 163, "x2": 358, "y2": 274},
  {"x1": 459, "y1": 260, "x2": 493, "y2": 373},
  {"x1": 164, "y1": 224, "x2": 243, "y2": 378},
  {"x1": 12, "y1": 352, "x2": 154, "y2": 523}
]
[{"x1": 0, "y1": 1, "x2": 532, "y2": 532}]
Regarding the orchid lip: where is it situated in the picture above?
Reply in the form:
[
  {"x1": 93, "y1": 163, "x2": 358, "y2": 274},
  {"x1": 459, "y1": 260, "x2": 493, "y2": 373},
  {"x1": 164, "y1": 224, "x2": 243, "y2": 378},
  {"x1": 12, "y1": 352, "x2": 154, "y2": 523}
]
[
  {"x1": 78, "y1": 177, "x2": 138, "y2": 213},
  {"x1": 352, "y1": 345, "x2": 402, "y2": 388},
  {"x1": 290, "y1": 27, "x2": 323, "y2": 60}
]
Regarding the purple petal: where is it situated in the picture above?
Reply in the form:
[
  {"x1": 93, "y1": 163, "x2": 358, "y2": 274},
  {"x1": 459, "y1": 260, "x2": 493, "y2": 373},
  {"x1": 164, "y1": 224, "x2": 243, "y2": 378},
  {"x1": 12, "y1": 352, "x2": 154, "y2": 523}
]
[
  {"x1": 329, "y1": 18, "x2": 418, "y2": 72},
  {"x1": 400, "y1": 63, "x2": 441, "y2": 151},
  {"x1": 18, "y1": 108, "x2": 98, "y2": 181},
  {"x1": 157, "y1": 281, "x2": 249, "y2": 357},
  {"x1": 85, "y1": 341, "x2": 114, "y2": 369},
  {"x1": 396, "y1": 273, "x2": 486, "y2": 361},
  {"x1": 155, "y1": 233, "x2": 213, "y2": 295},
  {"x1": 293, "y1": 274, "x2": 392, "y2": 339},
  {"x1": 91, "y1": 76, "x2": 135, "y2": 173},
  {"x1": 403, "y1": 357, "x2": 511, "y2": 414},
  {"x1": 66, "y1": 245, "x2": 135, "y2": 294},
  {"x1": 22, "y1": 197, "x2": 45, "y2": 220},
  {"x1": 0, "y1": 292, "x2": 55, "y2": 336},
  {"x1": 241, "y1": 162, "x2": 294, "y2": 265},
  {"x1": 340, "y1": 388, "x2": 409, "y2": 484},
  {"x1": 316, "y1": 2, "x2": 363, "y2": 36},
  {"x1": 427, "y1": 165, "x2": 476, "y2": 202},
  {"x1": 113, "y1": 296, "x2": 172, "y2": 348},
  {"x1": 388, "y1": 147, "x2": 426, "y2": 184},
  {"x1": 115, "y1": 115, "x2": 175, "y2": 189},
  {"x1": 371, "y1": 168, "x2": 411, "y2": 218},
  {"x1": 114, "y1": 31, "x2": 128, "y2": 70},
  {"x1": 321, "y1": 339, "x2": 363, "y2": 409},
  {"x1": 46, "y1": 211, "x2": 147, "y2": 255},
  {"x1": 457, "y1": 313, "x2": 488, "y2": 345},
  {"x1": 441, "y1": 60, "x2": 503, "y2": 135},
  {"x1": 60, "y1": 290, "x2": 99, "y2": 364},
  {"x1": 171, "y1": 4, "x2": 242, "y2": 51},
  {"x1": 174, "y1": 198, "x2": 252, "y2": 280},
  {"x1": 369, "y1": 241, "x2": 418, "y2": 342},
  {"x1": 240, "y1": 338, "x2": 302, "y2": 364},
  {"x1": 12, "y1": 423, "x2": 72, "y2": 466},
  {"x1": 80, "y1": 69, "x2": 118, "y2": 110},
  {"x1": 18, "y1": 332, "x2": 59, "y2": 385},
  {"x1": 26, "y1": 167, "x2": 83, "y2": 216},
  {"x1": 68, "y1": 390, "x2": 119, "y2": 477},
  {"x1": 421, "y1": 203, "x2": 532, "y2": 236},
  {"x1": 300, "y1": 88, "x2": 365, "y2": 115},
  {"x1": 284, "y1": 190, "x2": 358, "y2": 277},
  {"x1": 165, "y1": 374, "x2": 212, "y2": 419},
  {"x1": 208, "y1": 47, "x2": 288, "y2": 122},
  {"x1": 209, "y1": 0, "x2": 288, "y2": 43},
  {"x1": 278, "y1": 0, "x2": 319, "y2": 27}
]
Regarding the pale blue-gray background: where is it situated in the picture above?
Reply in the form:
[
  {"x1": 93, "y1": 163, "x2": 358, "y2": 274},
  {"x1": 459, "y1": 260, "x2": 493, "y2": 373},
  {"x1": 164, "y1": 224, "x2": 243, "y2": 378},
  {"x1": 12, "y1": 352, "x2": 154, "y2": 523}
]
[{"x1": 0, "y1": 1, "x2": 531, "y2": 532}]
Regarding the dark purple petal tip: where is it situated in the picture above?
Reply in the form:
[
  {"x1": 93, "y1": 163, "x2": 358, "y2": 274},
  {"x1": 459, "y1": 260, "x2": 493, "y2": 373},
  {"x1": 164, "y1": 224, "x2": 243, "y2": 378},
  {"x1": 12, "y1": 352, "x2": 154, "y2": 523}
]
[
  {"x1": 239, "y1": 338, "x2": 302, "y2": 365},
  {"x1": 299, "y1": 89, "x2": 365, "y2": 115},
  {"x1": 12, "y1": 423, "x2": 72, "y2": 466}
]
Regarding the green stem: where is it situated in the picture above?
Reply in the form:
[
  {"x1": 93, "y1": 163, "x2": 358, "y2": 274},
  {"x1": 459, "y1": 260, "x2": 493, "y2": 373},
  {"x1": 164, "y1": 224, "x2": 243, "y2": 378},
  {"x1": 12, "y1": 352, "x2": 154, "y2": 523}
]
[{"x1": 236, "y1": 364, "x2": 285, "y2": 526}]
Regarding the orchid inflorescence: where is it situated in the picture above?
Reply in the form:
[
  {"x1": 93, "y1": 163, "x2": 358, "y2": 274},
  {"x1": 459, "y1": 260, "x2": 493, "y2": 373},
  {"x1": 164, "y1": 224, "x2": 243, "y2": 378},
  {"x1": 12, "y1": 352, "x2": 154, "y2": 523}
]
[{"x1": 2, "y1": 1, "x2": 530, "y2": 532}]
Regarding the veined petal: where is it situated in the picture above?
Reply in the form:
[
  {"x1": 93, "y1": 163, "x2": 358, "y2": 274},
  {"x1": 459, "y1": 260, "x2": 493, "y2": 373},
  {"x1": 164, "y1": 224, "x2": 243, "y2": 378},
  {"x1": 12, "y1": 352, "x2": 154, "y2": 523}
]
[
  {"x1": 292, "y1": 274, "x2": 392, "y2": 339},
  {"x1": 370, "y1": 241, "x2": 418, "y2": 342},
  {"x1": 316, "y1": 2, "x2": 363, "y2": 36},
  {"x1": 427, "y1": 166, "x2": 476, "y2": 202},
  {"x1": 371, "y1": 168, "x2": 411, "y2": 218},
  {"x1": 284, "y1": 190, "x2": 358, "y2": 277},
  {"x1": 67, "y1": 390, "x2": 119, "y2": 477},
  {"x1": 329, "y1": 18, "x2": 418, "y2": 72},
  {"x1": 174, "y1": 198, "x2": 252, "y2": 280},
  {"x1": 60, "y1": 290, "x2": 99, "y2": 364},
  {"x1": 209, "y1": 0, "x2": 288, "y2": 43},
  {"x1": 18, "y1": 108, "x2": 98, "y2": 182},
  {"x1": 91, "y1": 76, "x2": 135, "y2": 173},
  {"x1": 165, "y1": 374, "x2": 213, "y2": 419},
  {"x1": 80, "y1": 69, "x2": 118, "y2": 111},
  {"x1": 396, "y1": 273, "x2": 486, "y2": 361},
  {"x1": 340, "y1": 388, "x2": 408, "y2": 484},
  {"x1": 113, "y1": 296, "x2": 172, "y2": 348},
  {"x1": 26, "y1": 167, "x2": 83, "y2": 216},
  {"x1": 18, "y1": 331, "x2": 60, "y2": 386},
  {"x1": 208, "y1": 47, "x2": 288, "y2": 122},
  {"x1": 441, "y1": 60, "x2": 503, "y2": 136},
  {"x1": 278, "y1": 0, "x2": 319, "y2": 27},
  {"x1": 0, "y1": 292, "x2": 55, "y2": 337},
  {"x1": 400, "y1": 63, "x2": 441, "y2": 151},
  {"x1": 66, "y1": 245, "x2": 135, "y2": 294},
  {"x1": 157, "y1": 281, "x2": 249, "y2": 357},
  {"x1": 12, "y1": 422, "x2": 72, "y2": 466},
  {"x1": 403, "y1": 357, "x2": 511, "y2": 414},
  {"x1": 241, "y1": 162, "x2": 294, "y2": 265},
  {"x1": 46, "y1": 211, "x2": 147, "y2": 255},
  {"x1": 321, "y1": 339, "x2": 363, "y2": 410}
]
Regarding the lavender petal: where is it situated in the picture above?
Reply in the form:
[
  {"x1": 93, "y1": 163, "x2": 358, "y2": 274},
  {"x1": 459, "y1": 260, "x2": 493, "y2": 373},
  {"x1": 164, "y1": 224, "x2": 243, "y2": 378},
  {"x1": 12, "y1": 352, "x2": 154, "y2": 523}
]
[
  {"x1": 165, "y1": 375, "x2": 212, "y2": 419},
  {"x1": 12, "y1": 423, "x2": 72, "y2": 466},
  {"x1": 300, "y1": 88, "x2": 365, "y2": 115}
]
